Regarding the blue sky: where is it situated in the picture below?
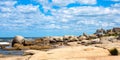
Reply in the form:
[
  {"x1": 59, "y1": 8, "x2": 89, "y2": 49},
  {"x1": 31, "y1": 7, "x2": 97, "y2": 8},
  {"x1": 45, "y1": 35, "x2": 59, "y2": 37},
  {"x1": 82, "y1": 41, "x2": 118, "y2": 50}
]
[{"x1": 0, "y1": 0, "x2": 120, "y2": 37}]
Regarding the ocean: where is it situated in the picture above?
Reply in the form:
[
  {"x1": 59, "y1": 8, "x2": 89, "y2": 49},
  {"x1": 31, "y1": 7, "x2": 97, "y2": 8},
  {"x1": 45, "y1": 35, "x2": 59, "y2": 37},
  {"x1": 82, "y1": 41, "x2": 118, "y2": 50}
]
[
  {"x1": 0, "y1": 37, "x2": 38, "y2": 55},
  {"x1": 0, "y1": 37, "x2": 39, "y2": 42}
]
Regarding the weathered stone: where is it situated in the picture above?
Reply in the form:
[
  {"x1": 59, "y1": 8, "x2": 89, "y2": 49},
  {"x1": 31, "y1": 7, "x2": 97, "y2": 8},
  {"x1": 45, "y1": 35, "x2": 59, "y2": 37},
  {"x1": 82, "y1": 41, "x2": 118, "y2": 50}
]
[
  {"x1": 67, "y1": 42, "x2": 78, "y2": 46},
  {"x1": 13, "y1": 43, "x2": 30, "y2": 50},
  {"x1": 78, "y1": 36, "x2": 87, "y2": 40},
  {"x1": 28, "y1": 46, "x2": 109, "y2": 60},
  {"x1": 113, "y1": 27, "x2": 120, "y2": 34},
  {"x1": 34, "y1": 37, "x2": 50, "y2": 46},
  {"x1": 81, "y1": 40, "x2": 90, "y2": 45},
  {"x1": 89, "y1": 34, "x2": 98, "y2": 39},
  {"x1": 95, "y1": 28, "x2": 106, "y2": 37},
  {"x1": 12, "y1": 35, "x2": 25, "y2": 47},
  {"x1": 24, "y1": 41, "x2": 35, "y2": 46},
  {"x1": 90, "y1": 38, "x2": 101, "y2": 44},
  {"x1": 83, "y1": 33, "x2": 89, "y2": 37},
  {"x1": 117, "y1": 35, "x2": 120, "y2": 40}
]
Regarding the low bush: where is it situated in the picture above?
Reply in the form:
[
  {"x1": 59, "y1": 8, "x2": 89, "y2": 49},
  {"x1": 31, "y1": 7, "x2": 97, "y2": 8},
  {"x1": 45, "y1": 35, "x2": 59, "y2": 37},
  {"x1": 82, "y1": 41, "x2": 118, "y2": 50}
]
[{"x1": 109, "y1": 48, "x2": 119, "y2": 56}]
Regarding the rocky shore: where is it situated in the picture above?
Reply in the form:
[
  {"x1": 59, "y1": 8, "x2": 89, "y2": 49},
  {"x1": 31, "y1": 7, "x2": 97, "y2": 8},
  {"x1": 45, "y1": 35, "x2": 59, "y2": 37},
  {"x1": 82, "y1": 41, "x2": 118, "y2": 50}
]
[{"x1": 0, "y1": 27, "x2": 120, "y2": 60}]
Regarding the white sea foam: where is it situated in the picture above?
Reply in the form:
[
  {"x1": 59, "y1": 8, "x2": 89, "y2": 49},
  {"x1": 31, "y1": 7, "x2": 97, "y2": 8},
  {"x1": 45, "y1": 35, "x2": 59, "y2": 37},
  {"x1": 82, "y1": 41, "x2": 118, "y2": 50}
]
[{"x1": 0, "y1": 42, "x2": 10, "y2": 45}]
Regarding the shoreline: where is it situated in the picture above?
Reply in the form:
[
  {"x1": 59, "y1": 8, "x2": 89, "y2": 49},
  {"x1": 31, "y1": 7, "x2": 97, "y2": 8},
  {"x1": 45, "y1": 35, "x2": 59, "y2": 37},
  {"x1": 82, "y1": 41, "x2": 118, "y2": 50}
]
[{"x1": 0, "y1": 27, "x2": 120, "y2": 60}]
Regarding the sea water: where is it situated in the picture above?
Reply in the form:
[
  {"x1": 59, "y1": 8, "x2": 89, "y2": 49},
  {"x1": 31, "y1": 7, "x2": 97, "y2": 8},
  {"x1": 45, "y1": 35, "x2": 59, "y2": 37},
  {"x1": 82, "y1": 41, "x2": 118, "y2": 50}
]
[{"x1": 0, "y1": 37, "x2": 37, "y2": 55}]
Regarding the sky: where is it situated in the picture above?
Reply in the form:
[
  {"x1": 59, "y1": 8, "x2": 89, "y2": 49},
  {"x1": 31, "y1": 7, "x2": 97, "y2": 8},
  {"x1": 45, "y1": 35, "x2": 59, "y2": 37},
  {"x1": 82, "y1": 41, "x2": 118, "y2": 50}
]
[{"x1": 0, "y1": 0, "x2": 120, "y2": 37}]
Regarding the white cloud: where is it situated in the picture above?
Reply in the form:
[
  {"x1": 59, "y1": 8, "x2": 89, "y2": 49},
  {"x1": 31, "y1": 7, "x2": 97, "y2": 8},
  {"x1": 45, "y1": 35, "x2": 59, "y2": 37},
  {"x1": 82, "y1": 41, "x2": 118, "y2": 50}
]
[
  {"x1": 54, "y1": 6, "x2": 120, "y2": 16},
  {"x1": 111, "y1": 3, "x2": 120, "y2": 7},
  {"x1": 77, "y1": 0, "x2": 96, "y2": 5},
  {"x1": 0, "y1": 0, "x2": 120, "y2": 32},
  {"x1": 50, "y1": 6, "x2": 120, "y2": 29},
  {"x1": 45, "y1": 24, "x2": 61, "y2": 29},
  {"x1": 0, "y1": 1, "x2": 17, "y2": 7},
  {"x1": 16, "y1": 4, "x2": 39, "y2": 13},
  {"x1": 52, "y1": 0, "x2": 96, "y2": 6},
  {"x1": 52, "y1": 0, "x2": 74, "y2": 6},
  {"x1": 34, "y1": 0, "x2": 96, "y2": 12}
]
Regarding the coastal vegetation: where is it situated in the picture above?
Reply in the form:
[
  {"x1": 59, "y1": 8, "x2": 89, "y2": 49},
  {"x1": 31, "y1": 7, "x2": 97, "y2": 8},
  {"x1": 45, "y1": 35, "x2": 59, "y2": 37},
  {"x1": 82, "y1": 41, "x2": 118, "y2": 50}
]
[{"x1": 109, "y1": 48, "x2": 119, "y2": 56}]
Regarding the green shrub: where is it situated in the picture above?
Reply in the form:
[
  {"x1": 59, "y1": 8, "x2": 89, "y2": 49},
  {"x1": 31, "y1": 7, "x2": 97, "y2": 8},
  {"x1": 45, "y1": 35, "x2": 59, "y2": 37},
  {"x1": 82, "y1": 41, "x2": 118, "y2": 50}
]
[{"x1": 109, "y1": 48, "x2": 119, "y2": 56}]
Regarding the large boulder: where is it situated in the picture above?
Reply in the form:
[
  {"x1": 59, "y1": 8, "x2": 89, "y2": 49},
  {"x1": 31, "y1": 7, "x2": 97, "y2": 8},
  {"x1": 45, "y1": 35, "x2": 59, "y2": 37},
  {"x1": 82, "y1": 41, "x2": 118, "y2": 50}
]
[{"x1": 12, "y1": 35, "x2": 25, "y2": 47}]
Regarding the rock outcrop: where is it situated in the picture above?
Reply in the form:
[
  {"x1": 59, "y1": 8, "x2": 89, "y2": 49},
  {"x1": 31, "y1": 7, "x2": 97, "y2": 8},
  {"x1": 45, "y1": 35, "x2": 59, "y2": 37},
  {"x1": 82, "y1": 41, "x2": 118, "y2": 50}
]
[
  {"x1": 23, "y1": 46, "x2": 110, "y2": 60},
  {"x1": 12, "y1": 35, "x2": 25, "y2": 47}
]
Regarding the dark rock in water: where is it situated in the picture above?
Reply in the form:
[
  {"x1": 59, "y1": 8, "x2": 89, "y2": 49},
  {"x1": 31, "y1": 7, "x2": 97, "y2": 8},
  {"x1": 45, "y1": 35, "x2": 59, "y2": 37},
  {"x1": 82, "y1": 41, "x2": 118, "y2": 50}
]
[{"x1": 12, "y1": 35, "x2": 25, "y2": 47}]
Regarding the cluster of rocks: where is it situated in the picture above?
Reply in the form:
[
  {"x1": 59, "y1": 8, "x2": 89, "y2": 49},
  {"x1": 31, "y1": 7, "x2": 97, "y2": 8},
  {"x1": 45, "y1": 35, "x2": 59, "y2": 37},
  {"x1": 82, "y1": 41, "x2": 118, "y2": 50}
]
[
  {"x1": 9, "y1": 35, "x2": 115, "y2": 50},
  {"x1": 2, "y1": 27, "x2": 120, "y2": 50},
  {"x1": 94, "y1": 27, "x2": 120, "y2": 37}
]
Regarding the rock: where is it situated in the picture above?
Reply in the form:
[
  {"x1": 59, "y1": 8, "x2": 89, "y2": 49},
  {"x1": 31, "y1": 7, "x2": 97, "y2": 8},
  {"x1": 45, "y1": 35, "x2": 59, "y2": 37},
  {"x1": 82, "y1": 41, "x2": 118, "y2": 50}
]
[
  {"x1": 28, "y1": 46, "x2": 109, "y2": 60},
  {"x1": 100, "y1": 36, "x2": 116, "y2": 44},
  {"x1": 81, "y1": 40, "x2": 90, "y2": 45},
  {"x1": 83, "y1": 33, "x2": 89, "y2": 37},
  {"x1": 89, "y1": 34, "x2": 98, "y2": 39},
  {"x1": 63, "y1": 35, "x2": 70, "y2": 41},
  {"x1": 12, "y1": 35, "x2": 25, "y2": 47},
  {"x1": 90, "y1": 38, "x2": 101, "y2": 44},
  {"x1": 69, "y1": 36, "x2": 78, "y2": 42},
  {"x1": 95, "y1": 28, "x2": 106, "y2": 37},
  {"x1": 113, "y1": 27, "x2": 120, "y2": 34},
  {"x1": 24, "y1": 40, "x2": 35, "y2": 46},
  {"x1": 34, "y1": 37, "x2": 50, "y2": 46},
  {"x1": 78, "y1": 36, "x2": 87, "y2": 40},
  {"x1": 13, "y1": 43, "x2": 30, "y2": 50},
  {"x1": 107, "y1": 29, "x2": 115, "y2": 35},
  {"x1": 51, "y1": 36, "x2": 63, "y2": 42},
  {"x1": 48, "y1": 46, "x2": 109, "y2": 57},
  {"x1": 117, "y1": 35, "x2": 120, "y2": 40},
  {"x1": 67, "y1": 42, "x2": 78, "y2": 46}
]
